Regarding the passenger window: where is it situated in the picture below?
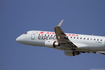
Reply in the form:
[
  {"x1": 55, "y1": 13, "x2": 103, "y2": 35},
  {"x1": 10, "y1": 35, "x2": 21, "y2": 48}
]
[
  {"x1": 100, "y1": 39, "x2": 102, "y2": 41},
  {"x1": 97, "y1": 39, "x2": 99, "y2": 41},
  {"x1": 77, "y1": 37, "x2": 79, "y2": 39},
  {"x1": 87, "y1": 38, "x2": 89, "y2": 40}
]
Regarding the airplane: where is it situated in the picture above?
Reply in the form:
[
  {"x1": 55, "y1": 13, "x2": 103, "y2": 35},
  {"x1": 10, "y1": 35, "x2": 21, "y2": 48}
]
[{"x1": 16, "y1": 20, "x2": 105, "y2": 56}]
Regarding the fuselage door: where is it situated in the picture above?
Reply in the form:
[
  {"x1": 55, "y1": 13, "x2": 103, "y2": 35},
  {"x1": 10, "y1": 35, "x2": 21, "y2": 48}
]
[{"x1": 31, "y1": 31, "x2": 36, "y2": 40}]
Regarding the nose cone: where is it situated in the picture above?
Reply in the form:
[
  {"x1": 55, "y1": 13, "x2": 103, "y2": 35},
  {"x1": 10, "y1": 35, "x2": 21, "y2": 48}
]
[
  {"x1": 16, "y1": 34, "x2": 25, "y2": 43},
  {"x1": 16, "y1": 36, "x2": 23, "y2": 43},
  {"x1": 16, "y1": 36, "x2": 21, "y2": 42}
]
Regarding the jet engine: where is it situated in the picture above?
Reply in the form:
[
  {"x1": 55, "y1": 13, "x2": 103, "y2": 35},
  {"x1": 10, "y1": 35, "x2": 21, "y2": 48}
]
[
  {"x1": 64, "y1": 51, "x2": 80, "y2": 56},
  {"x1": 45, "y1": 40, "x2": 60, "y2": 48}
]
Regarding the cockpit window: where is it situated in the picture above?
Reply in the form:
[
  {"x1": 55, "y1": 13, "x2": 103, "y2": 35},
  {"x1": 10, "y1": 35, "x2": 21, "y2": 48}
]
[{"x1": 24, "y1": 32, "x2": 27, "y2": 34}]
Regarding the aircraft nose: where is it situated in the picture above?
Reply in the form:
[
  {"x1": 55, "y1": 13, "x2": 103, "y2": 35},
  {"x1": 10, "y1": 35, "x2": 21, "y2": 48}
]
[
  {"x1": 16, "y1": 35, "x2": 24, "y2": 43},
  {"x1": 16, "y1": 36, "x2": 22, "y2": 43}
]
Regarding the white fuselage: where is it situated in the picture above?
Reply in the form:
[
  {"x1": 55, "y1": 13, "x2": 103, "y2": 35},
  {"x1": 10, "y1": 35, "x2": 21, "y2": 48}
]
[{"x1": 16, "y1": 30, "x2": 105, "y2": 52}]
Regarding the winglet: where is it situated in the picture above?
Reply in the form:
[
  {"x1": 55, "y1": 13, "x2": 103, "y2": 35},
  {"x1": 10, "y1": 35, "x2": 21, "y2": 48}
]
[{"x1": 58, "y1": 19, "x2": 64, "y2": 26}]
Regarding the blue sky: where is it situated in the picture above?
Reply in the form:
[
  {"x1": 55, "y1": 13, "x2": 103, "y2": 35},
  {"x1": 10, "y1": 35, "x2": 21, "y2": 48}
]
[{"x1": 0, "y1": 0, "x2": 105, "y2": 70}]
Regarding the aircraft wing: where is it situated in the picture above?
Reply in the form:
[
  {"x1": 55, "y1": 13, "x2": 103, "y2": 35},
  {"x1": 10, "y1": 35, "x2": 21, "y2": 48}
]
[
  {"x1": 54, "y1": 20, "x2": 77, "y2": 48},
  {"x1": 97, "y1": 51, "x2": 105, "y2": 55}
]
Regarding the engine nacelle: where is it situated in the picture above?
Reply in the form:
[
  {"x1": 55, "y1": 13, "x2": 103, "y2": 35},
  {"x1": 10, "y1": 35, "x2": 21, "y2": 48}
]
[
  {"x1": 45, "y1": 40, "x2": 60, "y2": 48},
  {"x1": 64, "y1": 51, "x2": 80, "y2": 56}
]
